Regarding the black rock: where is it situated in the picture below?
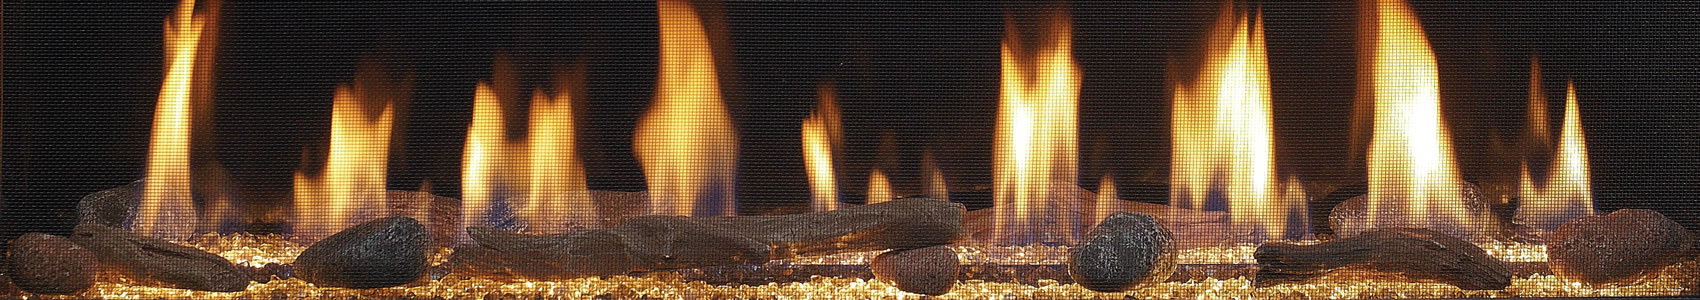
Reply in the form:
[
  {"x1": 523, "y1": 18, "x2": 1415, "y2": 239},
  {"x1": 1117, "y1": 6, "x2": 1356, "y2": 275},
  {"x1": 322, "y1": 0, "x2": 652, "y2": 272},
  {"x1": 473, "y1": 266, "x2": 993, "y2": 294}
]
[
  {"x1": 1548, "y1": 209, "x2": 1695, "y2": 287},
  {"x1": 294, "y1": 216, "x2": 431, "y2": 288},
  {"x1": 870, "y1": 245, "x2": 959, "y2": 295},
  {"x1": 8, "y1": 233, "x2": 99, "y2": 294},
  {"x1": 1068, "y1": 212, "x2": 1177, "y2": 292}
]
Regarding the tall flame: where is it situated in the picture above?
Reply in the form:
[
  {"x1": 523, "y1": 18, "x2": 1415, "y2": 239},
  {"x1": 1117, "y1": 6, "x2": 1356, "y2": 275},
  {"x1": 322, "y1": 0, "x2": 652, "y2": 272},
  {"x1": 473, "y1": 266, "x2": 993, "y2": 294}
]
[
  {"x1": 1170, "y1": 7, "x2": 1300, "y2": 240},
  {"x1": 802, "y1": 83, "x2": 841, "y2": 211},
  {"x1": 635, "y1": 0, "x2": 738, "y2": 216},
  {"x1": 993, "y1": 12, "x2": 1080, "y2": 245},
  {"x1": 525, "y1": 86, "x2": 594, "y2": 233},
  {"x1": 1518, "y1": 81, "x2": 1592, "y2": 232},
  {"x1": 461, "y1": 82, "x2": 506, "y2": 240},
  {"x1": 1361, "y1": 0, "x2": 1485, "y2": 235},
  {"x1": 137, "y1": 0, "x2": 211, "y2": 240},
  {"x1": 293, "y1": 79, "x2": 397, "y2": 242}
]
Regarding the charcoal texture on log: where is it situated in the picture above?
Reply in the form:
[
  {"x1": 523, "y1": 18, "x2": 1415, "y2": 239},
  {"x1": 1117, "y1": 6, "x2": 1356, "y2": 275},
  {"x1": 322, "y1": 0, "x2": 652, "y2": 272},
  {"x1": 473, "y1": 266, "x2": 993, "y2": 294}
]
[
  {"x1": 448, "y1": 198, "x2": 964, "y2": 281},
  {"x1": 871, "y1": 246, "x2": 959, "y2": 296},
  {"x1": 1254, "y1": 228, "x2": 1511, "y2": 290},
  {"x1": 293, "y1": 216, "x2": 431, "y2": 289},
  {"x1": 1068, "y1": 212, "x2": 1178, "y2": 292},
  {"x1": 1548, "y1": 209, "x2": 1695, "y2": 287},
  {"x1": 7, "y1": 233, "x2": 99, "y2": 294},
  {"x1": 1328, "y1": 182, "x2": 1504, "y2": 242},
  {"x1": 68, "y1": 224, "x2": 250, "y2": 292}
]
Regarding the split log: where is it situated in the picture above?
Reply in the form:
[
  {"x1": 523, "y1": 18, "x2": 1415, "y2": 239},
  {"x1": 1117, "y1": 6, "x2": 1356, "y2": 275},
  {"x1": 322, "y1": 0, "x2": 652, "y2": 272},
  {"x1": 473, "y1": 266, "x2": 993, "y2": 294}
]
[
  {"x1": 1253, "y1": 228, "x2": 1511, "y2": 290},
  {"x1": 448, "y1": 198, "x2": 965, "y2": 281},
  {"x1": 67, "y1": 224, "x2": 251, "y2": 292}
]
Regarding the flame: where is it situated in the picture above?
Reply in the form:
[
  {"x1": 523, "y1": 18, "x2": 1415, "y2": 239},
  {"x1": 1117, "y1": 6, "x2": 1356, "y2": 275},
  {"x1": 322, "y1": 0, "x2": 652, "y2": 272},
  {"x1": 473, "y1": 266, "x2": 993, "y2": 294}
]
[
  {"x1": 1093, "y1": 174, "x2": 1117, "y2": 228},
  {"x1": 993, "y1": 13, "x2": 1080, "y2": 245},
  {"x1": 461, "y1": 82, "x2": 505, "y2": 240},
  {"x1": 803, "y1": 83, "x2": 841, "y2": 211},
  {"x1": 524, "y1": 86, "x2": 594, "y2": 233},
  {"x1": 922, "y1": 149, "x2": 949, "y2": 201},
  {"x1": 634, "y1": 0, "x2": 738, "y2": 216},
  {"x1": 1525, "y1": 55, "x2": 1551, "y2": 151},
  {"x1": 1361, "y1": 0, "x2": 1485, "y2": 234},
  {"x1": 137, "y1": 0, "x2": 211, "y2": 240},
  {"x1": 1169, "y1": 7, "x2": 1301, "y2": 240},
  {"x1": 1518, "y1": 81, "x2": 1593, "y2": 231},
  {"x1": 292, "y1": 80, "x2": 396, "y2": 242},
  {"x1": 866, "y1": 169, "x2": 893, "y2": 204}
]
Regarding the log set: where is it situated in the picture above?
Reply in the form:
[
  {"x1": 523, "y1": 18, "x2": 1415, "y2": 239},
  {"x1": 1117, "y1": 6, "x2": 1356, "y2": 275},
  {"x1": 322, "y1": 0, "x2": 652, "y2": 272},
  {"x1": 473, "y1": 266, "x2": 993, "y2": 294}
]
[
  {"x1": 67, "y1": 224, "x2": 252, "y2": 292},
  {"x1": 1254, "y1": 228, "x2": 1513, "y2": 290},
  {"x1": 447, "y1": 198, "x2": 965, "y2": 281}
]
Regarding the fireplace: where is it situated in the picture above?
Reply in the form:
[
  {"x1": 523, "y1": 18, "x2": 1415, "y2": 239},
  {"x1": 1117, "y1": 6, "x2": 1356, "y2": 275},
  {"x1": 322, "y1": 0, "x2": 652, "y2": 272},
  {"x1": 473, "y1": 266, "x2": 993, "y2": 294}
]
[{"x1": 2, "y1": 0, "x2": 1698, "y2": 299}]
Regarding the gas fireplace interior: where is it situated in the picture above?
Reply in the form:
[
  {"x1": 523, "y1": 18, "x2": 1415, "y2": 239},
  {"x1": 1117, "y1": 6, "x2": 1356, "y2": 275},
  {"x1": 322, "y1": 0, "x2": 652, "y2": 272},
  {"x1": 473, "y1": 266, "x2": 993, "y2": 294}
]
[{"x1": 2, "y1": 0, "x2": 1699, "y2": 299}]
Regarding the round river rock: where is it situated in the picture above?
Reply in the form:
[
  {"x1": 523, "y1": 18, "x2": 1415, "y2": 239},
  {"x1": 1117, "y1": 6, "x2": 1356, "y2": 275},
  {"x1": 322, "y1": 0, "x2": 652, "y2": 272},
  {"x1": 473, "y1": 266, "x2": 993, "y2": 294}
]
[
  {"x1": 1068, "y1": 212, "x2": 1177, "y2": 292},
  {"x1": 294, "y1": 216, "x2": 431, "y2": 288},
  {"x1": 1548, "y1": 209, "x2": 1694, "y2": 287},
  {"x1": 8, "y1": 233, "x2": 99, "y2": 294},
  {"x1": 870, "y1": 245, "x2": 959, "y2": 295}
]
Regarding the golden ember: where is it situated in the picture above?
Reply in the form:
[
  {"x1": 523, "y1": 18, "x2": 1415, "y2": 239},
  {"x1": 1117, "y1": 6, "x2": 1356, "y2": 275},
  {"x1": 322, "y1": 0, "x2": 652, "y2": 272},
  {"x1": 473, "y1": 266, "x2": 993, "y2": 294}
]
[
  {"x1": 1361, "y1": 0, "x2": 1490, "y2": 235},
  {"x1": 137, "y1": 0, "x2": 213, "y2": 241},
  {"x1": 1518, "y1": 81, "x2": 1594, "y2": 231},
  {"x1": 634, "y1": 0, "x2": 738, "y2": 217},
  {"x1": 1170, "y1": 5, "x2": 1303, "y2": 241},
  {"x1": 993, "y1": 12, "x2": 1081, "y2": 245},
  {"x1": 803, "y1": 82, "x2": 842, "y2": 211},
  {"x1": 292, "y1": 66, "x2": 399, "y2": 242},
  {"x1": 524, "y1": 83, "x2": 594, "y2": 233}
]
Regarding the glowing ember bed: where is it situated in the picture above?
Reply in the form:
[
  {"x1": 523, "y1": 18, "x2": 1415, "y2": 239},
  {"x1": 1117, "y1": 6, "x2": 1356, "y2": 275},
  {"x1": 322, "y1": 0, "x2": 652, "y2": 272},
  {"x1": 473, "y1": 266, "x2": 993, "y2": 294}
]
[{"x1": 4, "y1": 0, "x2": 1698, "y2": 299}]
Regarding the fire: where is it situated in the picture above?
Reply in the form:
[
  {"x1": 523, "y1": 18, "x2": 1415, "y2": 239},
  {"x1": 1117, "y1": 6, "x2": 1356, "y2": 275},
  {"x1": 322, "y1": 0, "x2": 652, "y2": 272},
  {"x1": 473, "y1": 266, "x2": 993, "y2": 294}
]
[
  {"x1": 866, "y1": 169, "x2": 893, "y2": 204},
  {"x1": 993, "y1": 12, "x2": 1080, "y2": 245},
  {"x1": 461, "y1": 82, "x2": 505, "y2": 240},
  {"x1": 137, "y1": 0, "x2": 213, "y2": 240},
  {"x1": 633, "y1": 0, "x2": 739, "y2": 217},
  {"x1": 292, "y1": 73, "x2": 398, "y2": 242},
  {"x1": 1518, "y1": 81, "x2": 1593, "y2": 231},
  {"x1": 524, "y1": 85, "x2": 594, "y2": 233},
  {"x1": 802, "y1": 82, "x2": 842, "y2": 211},
  {"x1": 1169, "y1": 6, "x2": 1302, "y2": 240},
  {"x1": 1361, "y1": 0, "x2": 1488, "y2": 235},
  {"x1": 1093, "y1": 174, "x2": 1117, "y2": 228},
  {"x1": 922, "y1": 149, "x2": 949, "y2": 201}
]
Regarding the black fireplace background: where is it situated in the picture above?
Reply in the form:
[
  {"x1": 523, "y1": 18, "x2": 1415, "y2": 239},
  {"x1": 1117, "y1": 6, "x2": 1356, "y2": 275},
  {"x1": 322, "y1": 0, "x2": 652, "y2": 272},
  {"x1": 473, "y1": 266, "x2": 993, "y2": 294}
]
[{"x1": 2, "y1": 0, "x2": 1698, "y2": 242}]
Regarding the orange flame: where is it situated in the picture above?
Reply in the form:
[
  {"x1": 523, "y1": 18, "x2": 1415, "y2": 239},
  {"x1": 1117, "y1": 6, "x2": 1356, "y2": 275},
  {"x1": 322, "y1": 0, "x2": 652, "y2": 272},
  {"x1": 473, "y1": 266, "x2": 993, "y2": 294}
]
[
  {"x1": 1518, "y1": 81, "x2": 1593, "y2": 231},
  {"x1": 802, "y1": 83, "x2": 841, "y2": 211},
  {"x1": 461, "y1": 82, "x2": 506, "y2": 240},
  {"x1": 993, "y1": 12, "x2": 1080, "y2": 245},
  {"x1": 1093, "y1": 174, "x2": 1118, "y2": 229},
  {"x1": 137, "y1": 0, "x2": 212, "y2": 240},
  {"x1": 524, "y1": 85, "x2": 594, "y2": 233},
  {"x1": 634, "y1": 0, "x2": 738, "y2": 216},
  {"x1": 922, "y1": 149, "x2": 950, "y2": 201},
  {"x1": 866, "y1": 169, "x2": 893, "y2": 205},
  {"x1": 1170, "y1": 7, "x2": 1300, "y2": 241},
  {"x1": 1525, "y1": 55, "x2": 1551, "y2": 151},
  {"x1": 292, "y1": 79, "x2": 397, "y2": 242},
  {"x1": 1362, "y1": 0, "x2": 1487, "y2": 235}
]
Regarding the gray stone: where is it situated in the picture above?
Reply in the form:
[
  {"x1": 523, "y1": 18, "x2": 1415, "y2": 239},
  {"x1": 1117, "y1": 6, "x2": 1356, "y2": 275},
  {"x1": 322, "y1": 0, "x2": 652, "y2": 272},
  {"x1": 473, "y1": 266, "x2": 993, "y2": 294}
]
[
  {"x1": 7, "y1": 233, "x2": 99, "y2": 294},
  {"x1": 1068, "y1": 212, "x2": 1178, "y2": 292},
  {"x1": 1548, "y1": 209, "x2": 1695, "y2": 287},
  {"x1": 293, "y1": 216, "x2": 431, "y2": 288},
  {"x1": 870, "y1": 245, "x2": 959, "y2": 295}
]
